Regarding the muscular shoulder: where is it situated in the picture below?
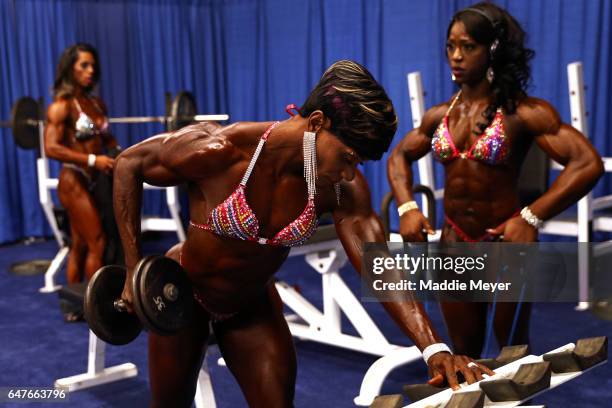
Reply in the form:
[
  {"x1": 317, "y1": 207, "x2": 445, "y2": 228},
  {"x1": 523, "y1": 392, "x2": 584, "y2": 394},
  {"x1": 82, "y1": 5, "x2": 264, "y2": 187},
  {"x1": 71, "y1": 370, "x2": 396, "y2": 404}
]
[
  {"x1": 335, "y1": 170, "x2": 374, "y2": 216},
  {"x1": 418, "y1": 99, "x2": 451, "y2": 137},
  {"x1": 46, "y1": 98, "x2": 71, "y2": 123},
  {"x1": 159, "y1": 121, "x2": 243, "y2": 175},
  {"x1": 516, "y1": 97, "x2": 562, "y2": 136}
]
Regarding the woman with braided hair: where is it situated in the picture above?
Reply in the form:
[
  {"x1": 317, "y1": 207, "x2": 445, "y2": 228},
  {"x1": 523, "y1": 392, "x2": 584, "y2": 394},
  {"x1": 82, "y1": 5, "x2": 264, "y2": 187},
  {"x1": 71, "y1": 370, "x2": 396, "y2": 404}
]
[
  {"x1": 388, "y1": 2, "x2": 603, "y2": 366},
  {"x1": 113, "y1": 60, "x2": 493, "y2": 407}
]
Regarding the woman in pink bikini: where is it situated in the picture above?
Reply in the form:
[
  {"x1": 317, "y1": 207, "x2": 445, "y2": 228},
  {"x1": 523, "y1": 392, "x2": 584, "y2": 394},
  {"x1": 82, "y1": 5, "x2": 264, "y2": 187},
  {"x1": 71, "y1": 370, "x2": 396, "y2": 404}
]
[
  {"x1": 114, "y1": 60, "x2": 494, "y2": 407},
  {"x1": 388, "y1": 2, "x2": 603, "y2": 360},
  {"x1": 45, "y1": 44, "x2": 120, "y2": 313}
]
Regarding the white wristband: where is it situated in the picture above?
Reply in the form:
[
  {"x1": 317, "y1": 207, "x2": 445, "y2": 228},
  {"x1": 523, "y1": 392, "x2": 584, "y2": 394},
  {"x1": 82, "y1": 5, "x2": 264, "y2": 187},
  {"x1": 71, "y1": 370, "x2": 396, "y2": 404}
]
[
  {"x1": 398, "y1": 200, "x2": 419, "y2": 217},
  {"x1": 87, "y1": 154, "x2": 96, "y2": 168},
  {"x1": 520, "y1": 206, "x2": 543, "y2": 229},
  {"x1": 422, "y1": 343, "x2": 452, "y2": 365}
]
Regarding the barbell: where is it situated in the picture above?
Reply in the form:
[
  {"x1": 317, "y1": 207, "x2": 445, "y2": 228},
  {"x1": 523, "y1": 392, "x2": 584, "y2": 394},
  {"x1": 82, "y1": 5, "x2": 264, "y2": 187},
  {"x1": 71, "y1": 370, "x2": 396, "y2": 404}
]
[{"x1": 0, "y1": 91, "x2": 229, "y2": 150}]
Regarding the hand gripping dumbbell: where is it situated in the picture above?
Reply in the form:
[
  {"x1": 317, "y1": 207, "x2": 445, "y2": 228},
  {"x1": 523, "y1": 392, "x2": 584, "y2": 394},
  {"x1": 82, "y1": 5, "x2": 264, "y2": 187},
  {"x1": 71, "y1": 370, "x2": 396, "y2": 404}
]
[{"x1": 84, "y1": 255, "x2": 194, "y2": 345}]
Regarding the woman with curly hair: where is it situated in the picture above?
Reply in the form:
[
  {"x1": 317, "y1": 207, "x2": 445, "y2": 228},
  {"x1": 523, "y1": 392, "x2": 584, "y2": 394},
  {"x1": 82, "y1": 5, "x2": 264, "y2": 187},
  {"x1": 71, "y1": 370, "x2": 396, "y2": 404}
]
[{"x1": 388, "y1": 2, "x2": 603, "y2": 363}]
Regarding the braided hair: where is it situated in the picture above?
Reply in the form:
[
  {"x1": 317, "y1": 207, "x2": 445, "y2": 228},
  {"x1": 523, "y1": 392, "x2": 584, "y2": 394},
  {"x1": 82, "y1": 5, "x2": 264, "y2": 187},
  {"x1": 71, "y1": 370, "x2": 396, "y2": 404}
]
[{"x1": 300, "y1": 60, "x2": 398, "y2": 161}]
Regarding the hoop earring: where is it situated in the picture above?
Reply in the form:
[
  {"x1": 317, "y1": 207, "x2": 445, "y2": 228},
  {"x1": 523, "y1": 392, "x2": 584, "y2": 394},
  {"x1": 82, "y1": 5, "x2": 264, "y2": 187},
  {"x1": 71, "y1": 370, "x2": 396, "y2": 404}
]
[{"x1": 486, "y1": 67, "x2": 495, "y2": 83}]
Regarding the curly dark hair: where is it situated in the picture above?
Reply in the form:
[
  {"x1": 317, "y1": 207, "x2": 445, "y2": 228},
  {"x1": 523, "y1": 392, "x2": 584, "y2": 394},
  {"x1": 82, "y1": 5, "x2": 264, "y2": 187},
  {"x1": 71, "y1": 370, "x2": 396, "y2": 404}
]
[
  {"x1": 300, "y1": 60, "x2": 398, "y2": 161},
  {"x1": 448, "y1": 2, "x2": 534, "y2": 134},
  {"x1": 53, "y1": 43, "x2": 100, "y2": 98}
]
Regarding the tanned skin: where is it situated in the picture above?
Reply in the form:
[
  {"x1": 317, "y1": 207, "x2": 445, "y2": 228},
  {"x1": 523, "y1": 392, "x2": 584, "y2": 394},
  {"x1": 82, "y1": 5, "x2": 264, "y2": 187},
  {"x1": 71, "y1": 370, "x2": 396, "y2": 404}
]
[
  {"x1": 388, "y1": 21, "x2": 604, "y2": 367},
  {"x1": 45, "y1": 50, "x2": 119, "y2": 284},
  {"x1": 114, "y1": 110, "x2": 494, "y2": 407}
]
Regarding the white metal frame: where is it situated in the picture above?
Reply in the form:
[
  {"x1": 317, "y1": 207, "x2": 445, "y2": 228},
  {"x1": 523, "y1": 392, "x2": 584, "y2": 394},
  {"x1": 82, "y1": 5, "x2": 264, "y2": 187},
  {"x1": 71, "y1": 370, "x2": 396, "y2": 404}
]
[
  {"x1": 54, "y1": 330, "x2": 216, "y2": 407},
  {"x1": 271, "y1": 231, "x2": 421, "y2": 403},
  {"x1": 279, "y1": 237, "x2": 420, "y2": 358},
  {"x1": 54, "y1": 330, "x2": 138, "y2": 391}
]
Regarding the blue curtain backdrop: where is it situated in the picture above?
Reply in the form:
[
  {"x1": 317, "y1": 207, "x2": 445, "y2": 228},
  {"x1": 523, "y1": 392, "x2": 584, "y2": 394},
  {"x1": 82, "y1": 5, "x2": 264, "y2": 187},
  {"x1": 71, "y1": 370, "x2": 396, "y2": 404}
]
[{"x1": 0, "y1": 0, "x2": 610, "y2": 243}]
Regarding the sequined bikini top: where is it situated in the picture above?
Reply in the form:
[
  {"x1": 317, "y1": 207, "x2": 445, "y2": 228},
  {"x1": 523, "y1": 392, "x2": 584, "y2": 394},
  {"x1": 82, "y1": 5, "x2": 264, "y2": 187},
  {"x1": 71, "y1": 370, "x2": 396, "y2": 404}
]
[
  {"x1": 74, "y1": 98, "x2": 109, "y2": 141},
  {"x1": 189, "y1": 121, "x2": 319, "y2": 247},
  {"x1": 431, "y1": 91, "x2": 509, "y2": 165}
]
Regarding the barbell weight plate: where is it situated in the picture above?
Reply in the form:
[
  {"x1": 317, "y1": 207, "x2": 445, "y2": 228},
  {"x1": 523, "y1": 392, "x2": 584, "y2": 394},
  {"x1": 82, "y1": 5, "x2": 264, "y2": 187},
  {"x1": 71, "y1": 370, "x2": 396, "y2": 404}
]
[
  {"x1": 167, "y1": 91, "x2": 197, "y2": 132},
  {"x1": 84, "y1": 265, "x2": 142, "y2": 345},
  {"x1": 132, "y1": 255, "x2": 194, "y2": 335},
  {"x1": 11, "y1": 97, "x2": 40, "y2": 150}
]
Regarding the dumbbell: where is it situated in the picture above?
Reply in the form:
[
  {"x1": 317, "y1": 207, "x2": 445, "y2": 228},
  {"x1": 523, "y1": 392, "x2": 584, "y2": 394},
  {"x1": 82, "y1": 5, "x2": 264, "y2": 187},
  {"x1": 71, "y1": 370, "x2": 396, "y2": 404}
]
[{"x1": 84, "y1": 255, "x2": 194, "y2": 345}]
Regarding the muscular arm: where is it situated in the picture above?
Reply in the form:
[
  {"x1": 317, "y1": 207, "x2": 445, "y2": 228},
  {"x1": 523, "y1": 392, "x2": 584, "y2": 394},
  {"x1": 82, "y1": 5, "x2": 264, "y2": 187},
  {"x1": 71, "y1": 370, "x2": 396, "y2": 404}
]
[
  {"x1": 519, "y1": 99, "x2": 604, "y2": 220},
  {"x1": 387, "y1": 105, "x2": 445, "y2": 205},
  {"x1": 113, "y1": 136, "x2": 182, "y2": 269},
  {"x1": 114, "y1": 123, "x2": 238, "y2": 269},
  {"x1": 387, "y1": 105, "x2": 446, "y2": 240},
  {"x1": 333, "y1": 171, "x2": 442, "y2": 350},
  {"x1": 44, "y1": 99, "x2": 90, "y2": 166}
]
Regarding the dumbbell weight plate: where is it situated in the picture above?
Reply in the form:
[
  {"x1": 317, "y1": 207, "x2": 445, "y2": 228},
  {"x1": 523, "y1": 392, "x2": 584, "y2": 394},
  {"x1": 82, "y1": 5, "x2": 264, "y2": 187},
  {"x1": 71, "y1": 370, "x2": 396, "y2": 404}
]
[
  {"x1": 132, "y1": 256, "x2": 194, "y2": 335},
  {"x1": 84, "y1": 265, "x2": 142, "y2": 345}
]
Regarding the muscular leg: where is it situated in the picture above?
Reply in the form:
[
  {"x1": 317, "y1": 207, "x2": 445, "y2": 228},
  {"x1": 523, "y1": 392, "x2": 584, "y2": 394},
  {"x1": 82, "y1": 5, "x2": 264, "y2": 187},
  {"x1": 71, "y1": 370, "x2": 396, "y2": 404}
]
[
  {"x1": 149, "y1": 305, "x2": 210, "y2": 408},
  {"x1": 440, "y1": 302, "x2": 488, "y2": 358},
  {"x1": 493, "y1": 302, "x2": 532, "y2": 348},
  {"x1": 58, "y1": 169, "x2": 106, "y2": 280},
  {"x1": 149, "y1": 243, "x2": 211, "y2": 408},
  {"x1": 65, "y1": 224, "x2": 86, "y2": 284},
  {"x1": 214, "y1": 284, "x2": 297, "y2": 408},
  {"x1": 439, "y1": 225, "x2": 489, "y2": 358}
]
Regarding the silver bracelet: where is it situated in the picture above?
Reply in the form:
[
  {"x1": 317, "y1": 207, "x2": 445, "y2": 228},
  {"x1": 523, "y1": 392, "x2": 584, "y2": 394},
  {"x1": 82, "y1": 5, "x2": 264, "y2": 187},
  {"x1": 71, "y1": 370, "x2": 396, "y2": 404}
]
[
  {"x1": 520, "y1": 206, "x2": 543, "y2": 229},
  {"x1": 422, "y1": 343, "x2": 452, "y2": 365},
  {"x1": 87, "y1": 154, "x2": 97, "y2": 168}
]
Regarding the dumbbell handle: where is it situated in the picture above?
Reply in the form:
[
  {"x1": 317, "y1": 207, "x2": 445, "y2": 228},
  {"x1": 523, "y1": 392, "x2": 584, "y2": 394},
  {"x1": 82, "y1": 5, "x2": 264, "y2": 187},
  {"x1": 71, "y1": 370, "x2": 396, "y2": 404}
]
[
  {"x1": 113, "y1": 299, "x2": 128, "y2": 312},
  {"x1": 112, "y1": 283, "x2": 178, "y2": 312}
]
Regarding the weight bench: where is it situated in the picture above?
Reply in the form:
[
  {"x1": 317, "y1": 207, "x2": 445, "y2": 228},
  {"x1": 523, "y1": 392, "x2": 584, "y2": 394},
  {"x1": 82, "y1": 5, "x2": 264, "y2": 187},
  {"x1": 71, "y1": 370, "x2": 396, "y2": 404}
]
[
  {"x1": 55, "y1": 283, "x2": 217, "y2": 408},
  {"x1": 279, "y1": 221, "x2": 421, "y2": 359}
]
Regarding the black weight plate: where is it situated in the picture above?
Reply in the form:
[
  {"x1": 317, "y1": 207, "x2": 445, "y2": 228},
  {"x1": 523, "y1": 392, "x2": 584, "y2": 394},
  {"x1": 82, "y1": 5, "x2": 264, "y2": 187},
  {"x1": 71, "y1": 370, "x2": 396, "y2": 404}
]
[
  {"x1": 168, "y1": 91, "x2": 197, "y2": 131},
  {"x1": 84, "y1": 265, "x2": 142, "y2": 345},
  {"x1": 11, "y1": 97, "x2": 40, "y2": 150},
  {"x1": 133, "y1": 256, "x2": 193, "y2": 335},
  {"x1": 131, "y1": 256, "x2": 157, "y2": 331}
]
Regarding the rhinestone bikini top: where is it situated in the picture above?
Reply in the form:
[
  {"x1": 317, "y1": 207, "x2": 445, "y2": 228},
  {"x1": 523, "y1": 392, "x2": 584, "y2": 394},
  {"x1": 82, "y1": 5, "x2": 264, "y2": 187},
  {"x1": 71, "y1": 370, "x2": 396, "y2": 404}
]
[
  {"x1": 431, "y1": 91, "x2": 509, "y2": 165},
  {"x1": 189, "y1": 121, "x2": 318, "y2": 247}
]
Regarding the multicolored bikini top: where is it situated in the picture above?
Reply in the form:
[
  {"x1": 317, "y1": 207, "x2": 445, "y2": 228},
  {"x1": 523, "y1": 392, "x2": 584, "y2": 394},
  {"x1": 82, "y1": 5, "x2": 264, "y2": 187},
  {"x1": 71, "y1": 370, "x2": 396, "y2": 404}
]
[
  {"x1": 189, "y1": 121, "x2": 319, "y2": 247},
  {"x1": 74, "y1": 98, "x2": 109, "y2": 141},
  {"x1": 431, "y1": 91, "x2": 509, "y2": 165}
]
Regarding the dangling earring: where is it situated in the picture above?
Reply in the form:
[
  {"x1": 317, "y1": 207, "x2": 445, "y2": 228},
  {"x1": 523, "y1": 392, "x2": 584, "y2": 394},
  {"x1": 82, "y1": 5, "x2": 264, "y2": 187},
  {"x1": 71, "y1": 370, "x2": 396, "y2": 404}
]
[
  {"x1": 334, "y1": 182, "x2": 341, "y2": 205},
  {"x1": 303, "y1": 131, "x2": 317, "y2": 199},
  {"x1": 486, "y1": 67, "x2": 495, "y2": 83},
  {"x1": 451, "y1": 73, "x2": 457, "y2": 82}
]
